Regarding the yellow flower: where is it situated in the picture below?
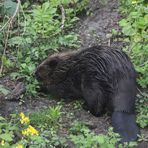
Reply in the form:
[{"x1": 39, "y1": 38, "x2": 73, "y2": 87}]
[
  {"x1": 1, "y1": 140, "x2": 5, "y2": 146},
  {"x1": 22, "y1": 129, "x2": 29, "y2": 136},
  {"x1": 22, "y1": 125, "x2": 39, "y2": 136},
  {"x1": 28, "y1": 125, "x2": 39, "y2": 136},
  {"x1": 20, "y1": 112, "x2": 25, "y2": 119},
  {"x1": 19, "y1": 112, "x2": 30, "y2": 124},
  {"x1": 16, "y1": 144, "x2": 23, "y2": 148},
  {"x1": 20, "y1": 117, "x2": 30, "y2": 124}
]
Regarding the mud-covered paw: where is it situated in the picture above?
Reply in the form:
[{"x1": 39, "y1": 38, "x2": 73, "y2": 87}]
[{"x1": 112, "y1": 111, "x2": 140, "y2": 143}]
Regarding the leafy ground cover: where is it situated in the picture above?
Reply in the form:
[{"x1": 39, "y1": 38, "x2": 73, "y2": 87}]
[{"x1": 0, "y1": 0, "x2": 148, "y2": 147}]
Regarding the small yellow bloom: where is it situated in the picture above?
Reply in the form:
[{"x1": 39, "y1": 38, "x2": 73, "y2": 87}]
[
  {"x1": 20, "y1": 112, "x2": 25, "y2": 119},
  {"x1": 1, "y1": 140, "x2": 5, "y2": 146},
  {"x1": 19, "y1": 112, "x2": 30, "y2": 124},
  {"x1": 28, "y1": 125, "x2": 39, "y2": 136},
  {"x1": 20, "y1": 117, "x2": 30, "y2": 124},
  {"x1": 16, "y1": 144, "x2": 23, "y2": 148},
  {"x1": 22, "y1": 129, "x2": 29, "y2": 136},
  {"x1": 22, "y1": 125, "x2": 39, "y2": 136}
]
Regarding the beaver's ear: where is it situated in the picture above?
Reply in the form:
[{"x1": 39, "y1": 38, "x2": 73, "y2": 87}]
[{"x1": 48, "y1": 57, "x2": 60, "y2": 68}]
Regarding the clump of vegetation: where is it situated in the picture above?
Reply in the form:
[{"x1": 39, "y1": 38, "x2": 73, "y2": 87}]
[
  {"x1": 0, "y1": 113, "x2": 138, "y2": 148},
  {"x1": 70, "y1": 121, "x2": 120, "y2": 148},
  {"x1": 0, "y1": 0, "x2": 88, "y2": 96},
  {"x1": 119, "y1": 0, "x2": 148, "y2": 88},
  {"x1": 30, "y1": 106, "x2": 62, "y2": 127},
  {"x1": 136, "y1": 94, "x2": 148, "y2": 128},
  {"x1": 0, "y1": 112, "x2": 69, "y2": 147},
  {"x1": 119, "y1": 0, "x2": 148, "y2": 128},
  {"x1": 70, "y1": 122, "x2": 137, "y2": 148},
  {"x1": 0, "y1": 113, "x2": 50, "y2": 147}
]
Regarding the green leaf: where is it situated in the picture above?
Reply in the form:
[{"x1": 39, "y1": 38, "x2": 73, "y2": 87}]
[
  {"x1": 0, "y1": 116, "x2": 5, "y2": 121},
  {"x1": 0, "y1": 133, "x2": 13, "y2": 142},
  {"x1": 119, "y1": 19, "x2": 128, "y2": 27},
  {"x1": 0, "y1": 85, "x2": 10, "y2": 95},
  {"x1": 3, "y1": 0, "x2": 17, "y2": 16},
  {"x1": 96, "y1": 135, "x2": 105, "y2": 144},
  {"x1": 122, "y1": 25, "x2": 136, "y2": 36},
  {"x1": 8, "y1": 36, "x2": 25, "y2": 46},
  {"x1": 129, "y1": 11, "x2": 139, "y2": 18},
  {"x1": 137, "y1": 17, "x2": 147, "y2": 28}
]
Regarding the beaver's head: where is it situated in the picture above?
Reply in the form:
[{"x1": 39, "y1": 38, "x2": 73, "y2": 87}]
[
  {"x1": 35, "y1": 51, "x2": 76, "y2": 84},
  {"x1": 35, "y1": 55, "x2": 61, "y2": 83}
]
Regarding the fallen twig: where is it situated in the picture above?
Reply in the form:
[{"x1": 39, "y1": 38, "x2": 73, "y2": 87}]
[
  {"x1": 60, "y1": 4, "x2": 65, "y2": 29},
  {"x1": 5, "y1": 82, "x2": 26, "y2": 101},
  {"x1": 0, "y1": 0, "x2": 20, "y2": 75},
  {"x1": 0, "y1": 23, "x2": 11, "y2": 75},
  {"x1": 137, "y1": 88, "x2": 148, "y2": 98},
  {"x1": 0, "y1": 0, "x2": 21, "y2": 32}
]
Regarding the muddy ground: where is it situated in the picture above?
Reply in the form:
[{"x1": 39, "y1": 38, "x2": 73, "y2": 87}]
[{"x1": 0, "y1": 0, "x2": 148, "y2": 147}]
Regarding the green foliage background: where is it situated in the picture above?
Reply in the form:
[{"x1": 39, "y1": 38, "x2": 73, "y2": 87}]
[
  {"x1": 119, "y1": 0, "x2": 148, "y2": 88},
  {"x1": 0, "y1": 0, "x2": 85, "y2": 95},
  {"x1": 119, "y1": 0, "x2": 148, "y2": 128}
]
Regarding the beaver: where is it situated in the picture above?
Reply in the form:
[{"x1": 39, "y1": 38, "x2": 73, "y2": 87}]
[{"x1": 35, "y1": 46, "x2": 139, "y2": 142}]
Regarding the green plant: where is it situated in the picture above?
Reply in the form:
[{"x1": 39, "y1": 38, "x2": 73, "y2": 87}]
[
  {"x1": 74, "y1": 0, "x2": 89, "y2": 13},
  {"x1": 70, "y1": 121, "x2": 89, "y2": 135},
  {"x1": 119, "y1": 0, "x2": 148, "y2": 129},
  {"x1": 70, "y1": 121, "x2": 138, "y2": 148},
  {"x1": 46, "y1": 106, "x2": 62, "y2": 124},
  {"x1": 30, "y1": 106, "x2": 62, "y2": 127},
  {"x1": 0, "y1": 85, "x2": 10, "y2": 95},
  {"x1": 73, "y1": 100, "x2": 83, "y2": 109},
  {"x1": 39, "y1": 127, "x2": 67, "y2": 148},
  {"x1": 136, "y1": 94, "x2": 148, "y2": 128},
  {"x1": 70, "y1": 126, "x2": 121, "y2": 148},
  {"x1": 15, "y1": 0, "x2": 80, "y2": 96},
  {"x1": 0, "y1": 115, "x2": 18, "y2": 147},
  {"x1": 138, "y1": 133, "x2": 148, "y2": 143},
  {"x1": 119, "y1": 0, "x2": 148, "y2": 88},
  {"x1": 0, "y1": 112, "x2": 67, "y2": 147},
  {"x1": 0, "y1": 0, "x2": 88, "y2": 96}
]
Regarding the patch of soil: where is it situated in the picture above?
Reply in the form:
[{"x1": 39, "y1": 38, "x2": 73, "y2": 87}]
[
  {"x1": 76, "y1": 0, "x2": 124, "y2": 48},
  {"x1": 0, "y1": 0, "x2": 148, "y2": 147},
  {"x1": 0, "y1": 76, "x2": 51, "y2": 116}
]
